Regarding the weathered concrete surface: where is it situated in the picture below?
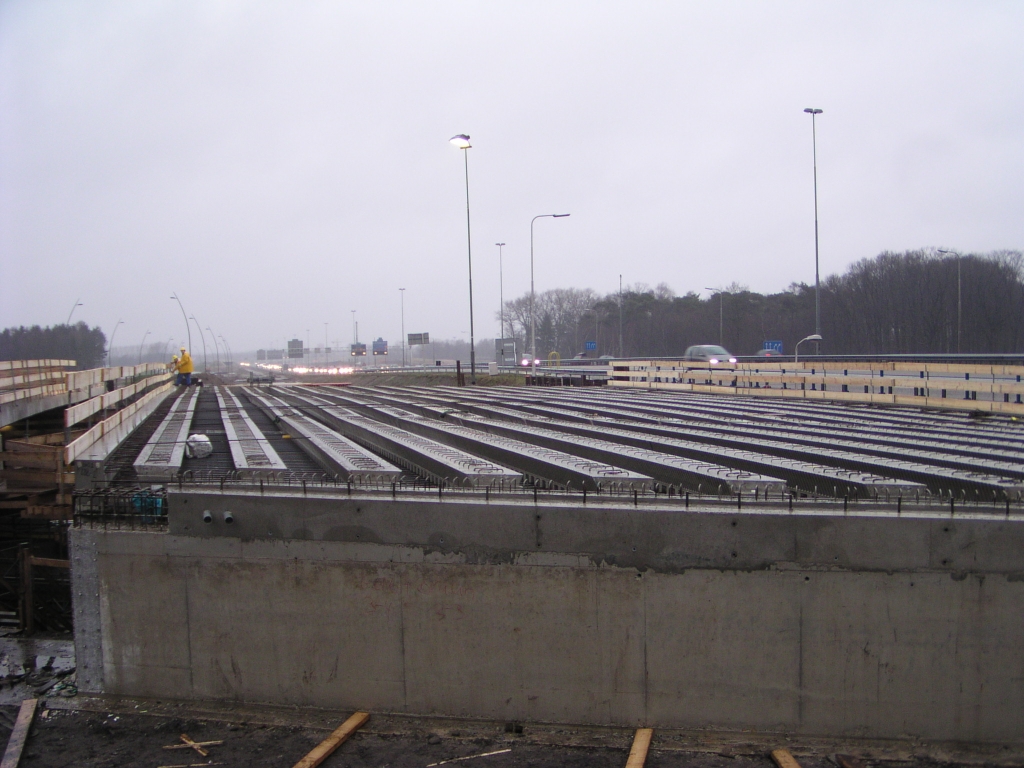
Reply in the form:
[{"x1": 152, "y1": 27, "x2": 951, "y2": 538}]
[{"x1": 71, "y1": 491, "x2": 1024, "y2": 743}]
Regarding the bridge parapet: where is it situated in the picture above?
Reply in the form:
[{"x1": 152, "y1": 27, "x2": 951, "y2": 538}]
[{"x1": 610, "y1": 359, "x2": 1024, "y2": 413}]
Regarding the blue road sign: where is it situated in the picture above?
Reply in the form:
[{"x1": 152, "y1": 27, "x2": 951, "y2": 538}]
[
  {"x1": 764, "y1": 340, "x2": 784, "y2": 353},
  {"x1": 585, "y1": 341, "x2": 597, "y2": 351}
]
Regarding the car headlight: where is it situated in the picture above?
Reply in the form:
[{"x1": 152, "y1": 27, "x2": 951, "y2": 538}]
[
  {"x1": 709, "y1": 358, "x2": 719, "y2": 364},
  {"x1": 729, "y1": 357, "x2": 737, "y2": 363}
]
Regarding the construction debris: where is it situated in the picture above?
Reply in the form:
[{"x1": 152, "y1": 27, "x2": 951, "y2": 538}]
[
  {"x1": 0, "y1": 698, "x2": 37, "y2": 768},
  {"x1": 425, "y1": 748, "x2": 512, "y2": 767},
  {"x1": 291, "y1": 710, "x2": 369, "y2": 768},
  {"x1": 161, "y1": 733, "x2": 223, "y2": 757},
  {"x1": 625, "y1": 728, "x2": 653, "y2": 768},
  {"x1": 771, "y1": 748, "x2": 803, "y2": 768}
]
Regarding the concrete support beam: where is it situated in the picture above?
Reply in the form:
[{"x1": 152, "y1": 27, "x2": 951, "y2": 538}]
[{"x1": 70, "y1": 492, "x2": 1024, "y2": 743}]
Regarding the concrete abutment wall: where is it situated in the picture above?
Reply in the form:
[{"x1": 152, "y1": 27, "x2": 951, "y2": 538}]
[{"x1": 71, "y1": 491, "x2": 1024, "y2": 743}]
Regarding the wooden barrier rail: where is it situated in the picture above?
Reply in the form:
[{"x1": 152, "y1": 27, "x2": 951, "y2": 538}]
[
  {"x1": 0, "y1": 383, "x2": 66, "y2": 406},
  {"x1": 65, "y1": 361, "x2": 169, "y2": 392},
  {"x1": 64, "y1": 372, "x2": 174, "y2": 427},
  {"x1": 609, "y1": 360, "x2": 1024, "y2": 413},
  {"x1": 0, "y1": 359, "x2": 74, "y2": 374},
  {"x1": 64, "y1": 381, "x2": 175, "y2": 464}
]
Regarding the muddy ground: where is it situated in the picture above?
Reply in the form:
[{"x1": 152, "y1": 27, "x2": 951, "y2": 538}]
[{"x1": 2, "y1": 699, "x2": 1019, "y2": 768}]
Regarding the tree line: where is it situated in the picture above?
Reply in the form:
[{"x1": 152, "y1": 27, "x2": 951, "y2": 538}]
[
  {"x1": 0, "y1": 322, "x2": 107, "y2": 369},
  {"x1": 497, "y1": 249, "x2": 1024, "y2": 359}
]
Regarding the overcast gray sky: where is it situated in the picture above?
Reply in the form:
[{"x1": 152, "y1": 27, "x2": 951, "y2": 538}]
[{"x1": 2, "y1": 1, "x2": 1022, "y2": 355}]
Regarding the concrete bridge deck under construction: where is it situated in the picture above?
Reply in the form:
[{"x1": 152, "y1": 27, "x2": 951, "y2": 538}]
[{"x1": 6, "y1": 360, "x2": 1024, "y2": 747}]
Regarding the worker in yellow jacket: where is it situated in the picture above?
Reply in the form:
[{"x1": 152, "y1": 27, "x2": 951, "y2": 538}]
[{"x1": 175, "y1": 346, "x2": 194, "y2": 386}]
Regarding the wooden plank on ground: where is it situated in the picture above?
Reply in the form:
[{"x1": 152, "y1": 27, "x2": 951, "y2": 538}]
[
  {"x1": 625, "y1": 728, "x2": 653, "y2": 768},
  {"x1": 771, "y1": 748, "x2": 802, "y2": 768},
  {"x1": 5, "y1": 439, "x2": 62, "y2": 451},
  {"x1": 0, "y1": 469, "x2": 73, "y2": 486},
  {"x1": 0, "y1": 698, "x2": 37, "y2": 768},
  {"x1": 292, "y1": 711, "x2": 369, "y2": 768},
  {"x1": 0, "y1": 453, "x2": 61, "y2": 470},
  {"x1": 28, "y1": 556, "x2": 70, "y2": 569},
  {"x1": 23, "y1": 507, "x2": 72, "y2": 521}
]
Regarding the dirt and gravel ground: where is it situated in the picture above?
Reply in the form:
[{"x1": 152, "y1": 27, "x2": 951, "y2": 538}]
[{"x1": 2, "y1": 696, "x2": 1021, "y2": 768}]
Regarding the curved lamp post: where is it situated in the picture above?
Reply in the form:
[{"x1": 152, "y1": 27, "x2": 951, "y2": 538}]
[
  {"x1": 207, "y1": 327, "x2": 221, "y2": 372},
  {"x1": 795, "y1": 333, "x2": 822, "y2": 363},
  {"x1": 530, "y1": 214, "x2": 571, "y2": 377},
  {"x1": 189, "y1": 316, "x2": 208, "y2": 372},
  {"x1": 170, "y1": 293, "x2": 192, "y2": 354},
  {"x1": 450, "y1": 134, "x2": 476, "y2": 384},
  {"x1": 937, "y1": 249, "x2": 963, "y2": 353},
  {"x1": 66, "y1": 298, "x2": 83, "y2": 325},
  {"x1": 137, "y1": 330, "x2": 150, "y2": 364},
  {"x1": 107, "y1": 320, "x2": 123, "y2": 366},
  {"x1": 219, "y1": 336, "x2": 232, "y2": 369}
]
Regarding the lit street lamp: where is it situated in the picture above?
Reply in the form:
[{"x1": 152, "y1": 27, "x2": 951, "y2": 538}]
[
  {"x1": 450, "y1": 133, "x2": 477, "y2": 384},
  {"x1": 530, "y1": 213, "x2": 571, "y2": 377},
  {"x1": 937, "y1": 249, "x2": 963, "y2": 353},
  {"x1": 795, "y1": 333, "x2": 822, "y2": 363},
  {"x1": 803, "y1": 107, "x2": 824, "y2": 351}
]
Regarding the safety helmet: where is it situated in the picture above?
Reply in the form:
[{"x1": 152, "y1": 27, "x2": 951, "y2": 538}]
[{"x1": 180, "y1": 346, "x2": 186, "y2": 351}]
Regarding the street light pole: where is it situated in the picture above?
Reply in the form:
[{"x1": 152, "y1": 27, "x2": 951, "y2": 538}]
[
  {"x1": 705, "y1": 287, "x2": 726, "y2": 347},
  {"x1": 170, "y1": 293, "x2": 192, "y2": 353},
  {"x1": 399, "y1": 288, "x2": 406, "y2": 368},
  {"x1": 219, "y1": 336, "x2": 232, "y2": 369},
  {"x1": 619, "y1": 274, "x2": 623, "y2": 358},
  {"x1": 804, "y1": 107, "x2": 823, "y2": 350},
  {"x1": 207, "y1": 328, "x2": 221, "y2": 373},
  {"x1": 450, "y1": 134, "x2": 476, "y2": 384},
  {"x1": 137, "y1": 330, "x2": 150, "y2": 364},
  {"x1": 324, "y1": 323, "x2": 329, "y2": 366},
  {"x1": 795, "y1": 333, "x2": 822, "y2": 363},
  {"x1": 530, "y1": 213, "x2": 571, "y2": 378},
  {"x1": 938, "y1": 250, "x2": 963, "y2": 353},
  {"x1": 107, "y1": 320, "x2": 123, "y2": 366},
  {"x1": 189, "y1": 316, "x2": 208, "y2": 372},
  {"x1": 66, "y1": 298, "x2": 83, "y2": 325},
  {"x1": 496, "y1": 243, "x2": 506, "y2": 357}
]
